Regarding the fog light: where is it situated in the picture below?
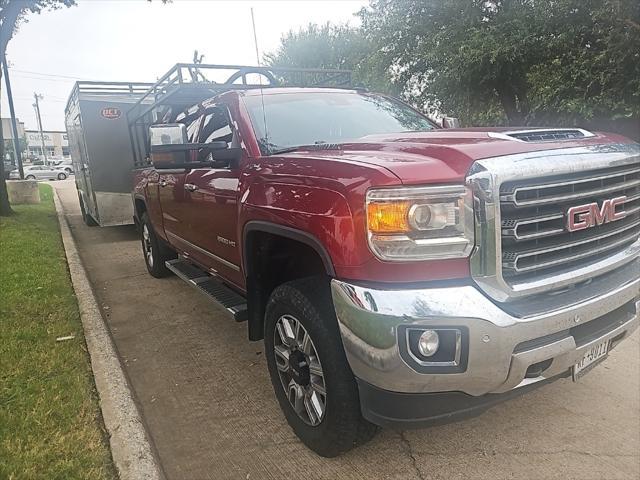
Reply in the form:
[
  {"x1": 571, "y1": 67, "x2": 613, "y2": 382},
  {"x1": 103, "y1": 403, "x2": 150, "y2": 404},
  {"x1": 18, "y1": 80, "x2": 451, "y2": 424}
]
[{"x1": 418, "y1": 330, "x2": 439, "y2": 357}]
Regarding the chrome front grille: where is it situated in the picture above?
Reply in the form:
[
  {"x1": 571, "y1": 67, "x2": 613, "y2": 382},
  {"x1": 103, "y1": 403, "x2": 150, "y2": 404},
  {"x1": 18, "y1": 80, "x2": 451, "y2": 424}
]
[
  {"x1": 500, "y1": 163, "x2": 640, "y2": 282},
  {"x1": 468, "y1": 143, "x2": 640, "y2": 302}
]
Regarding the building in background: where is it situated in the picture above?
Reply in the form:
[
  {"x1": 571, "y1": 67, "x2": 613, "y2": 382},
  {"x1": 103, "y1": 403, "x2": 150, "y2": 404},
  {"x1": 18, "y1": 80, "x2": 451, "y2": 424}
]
[
  {"x1": 25, "y1": 130, "x2": 69, "y2": 160},
  {"x1": 2, "y1": 117, "x2": 27, "y2": 163}
]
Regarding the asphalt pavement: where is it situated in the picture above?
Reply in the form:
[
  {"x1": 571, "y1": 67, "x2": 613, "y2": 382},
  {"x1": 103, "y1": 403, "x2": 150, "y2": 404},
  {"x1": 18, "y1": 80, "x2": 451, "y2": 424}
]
[{"x1": 53, "y1": 179, "x2": 640, "y2": 480}]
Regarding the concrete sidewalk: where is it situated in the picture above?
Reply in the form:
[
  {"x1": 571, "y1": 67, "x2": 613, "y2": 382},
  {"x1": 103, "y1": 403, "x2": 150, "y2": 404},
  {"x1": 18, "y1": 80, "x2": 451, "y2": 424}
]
[{"x1": 53, "y1": 179, "x2": 640, "y2": 480}]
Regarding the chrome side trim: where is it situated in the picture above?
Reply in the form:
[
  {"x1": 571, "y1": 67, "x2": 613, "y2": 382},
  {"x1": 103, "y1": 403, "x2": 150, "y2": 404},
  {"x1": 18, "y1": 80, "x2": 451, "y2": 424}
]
[
  {"x1": 166, "y1": 231, "x2": 241, "y2": 271},
  {"x1": 467, "y1": 143, "x2": 640, "y2": 302}
]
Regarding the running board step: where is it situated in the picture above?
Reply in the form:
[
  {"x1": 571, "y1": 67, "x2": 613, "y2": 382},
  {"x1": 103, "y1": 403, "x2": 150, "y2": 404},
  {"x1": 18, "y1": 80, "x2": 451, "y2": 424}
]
[{"x1": 165, "y1": 259, "x2": 248, "y2": 322}]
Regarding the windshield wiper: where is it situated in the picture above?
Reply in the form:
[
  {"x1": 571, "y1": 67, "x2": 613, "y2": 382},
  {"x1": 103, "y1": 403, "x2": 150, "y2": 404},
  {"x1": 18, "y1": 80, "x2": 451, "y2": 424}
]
[
  {"x1": 268, "y1": 145, "x2": 306, "y2": 155},
  {"x1": 268, "y1": 142, "x2": 343, "y2": 156}
]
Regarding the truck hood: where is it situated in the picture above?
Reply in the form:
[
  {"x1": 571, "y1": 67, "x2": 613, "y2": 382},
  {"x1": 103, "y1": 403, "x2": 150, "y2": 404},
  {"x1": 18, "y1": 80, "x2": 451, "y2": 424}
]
[{"x1": 289, "y1": 129, "x2": 633, "y2": 184}]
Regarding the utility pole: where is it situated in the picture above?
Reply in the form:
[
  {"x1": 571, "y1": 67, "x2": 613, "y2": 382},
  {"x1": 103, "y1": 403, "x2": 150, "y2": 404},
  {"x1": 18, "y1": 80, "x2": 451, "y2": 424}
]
[
  {"x1": 1, "y1": 54, "x2": 24, "y2": 179},
  {"x1": 32, "y1": 93, "x2": 48, "y2": 166}
]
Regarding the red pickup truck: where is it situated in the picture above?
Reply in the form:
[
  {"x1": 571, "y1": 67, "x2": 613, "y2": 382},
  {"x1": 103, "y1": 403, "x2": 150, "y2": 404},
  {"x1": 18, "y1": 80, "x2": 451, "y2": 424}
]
[{"x1": 131, "y1": 66, "x2": 640, "y2": 457}]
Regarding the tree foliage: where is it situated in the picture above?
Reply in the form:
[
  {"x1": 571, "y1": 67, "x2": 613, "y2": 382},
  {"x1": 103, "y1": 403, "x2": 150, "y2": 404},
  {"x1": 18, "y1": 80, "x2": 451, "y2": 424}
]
[
  {"x1": 0, "y1": 0, "x2": 76, "y2": 216},
  {"x1": 266, "y1": 0, "x2": 640, "y2": 134},
  {"x1": 264, "y1": 22, "x2": 394, "y2": 93}
]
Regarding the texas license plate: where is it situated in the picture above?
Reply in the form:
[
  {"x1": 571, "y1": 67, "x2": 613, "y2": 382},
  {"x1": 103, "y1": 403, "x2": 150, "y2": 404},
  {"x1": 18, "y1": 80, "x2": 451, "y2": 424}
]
[{"x1": 572, "y1": 339, "x2": 610, "y2": 381}]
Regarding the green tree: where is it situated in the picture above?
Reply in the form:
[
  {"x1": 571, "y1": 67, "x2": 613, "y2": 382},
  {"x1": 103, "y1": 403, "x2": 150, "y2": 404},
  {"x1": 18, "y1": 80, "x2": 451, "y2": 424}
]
[
  {"x1": 526, "y1": 0, "x2": 640, "y2": 133},
  {"x1": 0, "y1": 0, "x2": 76, "y2": 216},
  {"x1": 3, "y1": 137, "x2": 26, "y2": 163},
  {"x1": 264, "y1": 22, "x2": 393, "y2": 93},
  {"x1": 359, "y1": 0, "x2": 549, "y2": 125},
  {"x1": 267, "y1": 0, "x2": 639, "y2": 135}
]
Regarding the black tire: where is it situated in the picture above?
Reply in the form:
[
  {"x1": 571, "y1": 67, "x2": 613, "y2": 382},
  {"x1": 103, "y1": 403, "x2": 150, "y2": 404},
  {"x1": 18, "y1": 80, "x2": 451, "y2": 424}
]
[
  {"x1": 264, "y1": 277, "x2": 378, "y2": 457},
  {"x1": 25, "y1": 175, "x2": 36, "y2": 180},
  {"x1": 57, "y1": 172, "x2": 67, "y2": 180},
  {"x1": 78, "y1": 194, "x2": 98, "y2": 227},
  {"x1": 140, "y1": 212, "x2": 175, "y2": 278}
]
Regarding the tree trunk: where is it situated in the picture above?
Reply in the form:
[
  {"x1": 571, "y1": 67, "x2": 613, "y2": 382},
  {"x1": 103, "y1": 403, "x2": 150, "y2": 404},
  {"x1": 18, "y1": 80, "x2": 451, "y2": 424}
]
[
  {"x1": 497, "y1": 83, "x2": 528, "y2": 126},
  {"x1": 0, "y1": 68, "x2": 14, "y2": 216}
]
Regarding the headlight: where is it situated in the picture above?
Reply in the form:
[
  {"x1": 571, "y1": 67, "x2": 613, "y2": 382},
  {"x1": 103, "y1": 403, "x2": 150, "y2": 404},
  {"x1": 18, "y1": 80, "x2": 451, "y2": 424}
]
[{"x1": 366, "y1": 185, "x2": 474, "y2": 261}]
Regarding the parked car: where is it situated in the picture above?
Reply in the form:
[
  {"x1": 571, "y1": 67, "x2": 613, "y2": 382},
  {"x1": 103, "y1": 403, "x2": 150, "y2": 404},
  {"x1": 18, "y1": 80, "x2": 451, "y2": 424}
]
[
  {"x1": 10, "y1": 164, "x2": 68, "y2": 181},
  {"x1": 82, "y1": 64, "x2": 640, "y2": 457},
  {"x1": 54, "y1": 159, "x2": 74, "y2": 175}
]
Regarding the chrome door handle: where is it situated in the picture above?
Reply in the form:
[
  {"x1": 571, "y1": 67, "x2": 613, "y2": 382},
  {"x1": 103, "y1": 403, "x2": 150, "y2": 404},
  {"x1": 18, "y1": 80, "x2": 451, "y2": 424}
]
[
  {"x1": 184, "y1": 183, "x2": 198, "y2": 192},
  {"x1": 159, "y1": 180, "x2": 168, "y2": 187}
]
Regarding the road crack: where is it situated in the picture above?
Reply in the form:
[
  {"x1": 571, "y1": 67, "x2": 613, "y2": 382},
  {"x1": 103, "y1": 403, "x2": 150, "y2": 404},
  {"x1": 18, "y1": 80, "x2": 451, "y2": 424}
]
[{"x1": 398, "y1": 431, "x2": 425, "y2": 480}]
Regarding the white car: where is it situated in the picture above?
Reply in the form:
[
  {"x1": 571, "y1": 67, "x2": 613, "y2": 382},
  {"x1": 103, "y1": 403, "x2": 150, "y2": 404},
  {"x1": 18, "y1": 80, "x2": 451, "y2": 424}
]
[
  {"x1": 10, "y1": 165, "x2": 68, "y2": 181},
  {"x1": 54, "y1": 159, "x2": 74, "y2": 175}
]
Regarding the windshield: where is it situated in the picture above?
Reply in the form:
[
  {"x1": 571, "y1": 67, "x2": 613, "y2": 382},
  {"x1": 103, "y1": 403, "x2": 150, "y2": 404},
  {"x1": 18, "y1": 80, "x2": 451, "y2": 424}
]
[{"x1": 243, "y1": 91, "x2": 436, "y2": 155}]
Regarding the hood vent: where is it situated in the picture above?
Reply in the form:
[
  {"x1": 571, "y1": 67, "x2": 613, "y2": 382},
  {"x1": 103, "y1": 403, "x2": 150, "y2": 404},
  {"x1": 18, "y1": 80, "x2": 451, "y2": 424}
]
[
  {"x1": 308, "y1": 143, "x2": 342, "y2": 150},
  {"x1": 489, "y1": 128, "x2": 595, "y2": 143}
]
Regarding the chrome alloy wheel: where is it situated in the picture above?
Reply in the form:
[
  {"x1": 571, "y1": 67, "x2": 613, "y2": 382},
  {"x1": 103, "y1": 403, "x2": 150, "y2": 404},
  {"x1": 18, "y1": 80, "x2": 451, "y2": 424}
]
[
  {"x1": 274, "y1": 314, "x2": 327, "y2": 426},
  {"x1": 142, "y1": 224, "x2": 154, "y2": 268}
]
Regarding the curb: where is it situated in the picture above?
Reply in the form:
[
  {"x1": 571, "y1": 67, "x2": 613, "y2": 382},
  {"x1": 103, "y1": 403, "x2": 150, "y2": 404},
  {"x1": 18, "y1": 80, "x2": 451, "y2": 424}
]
[{"x1": 53, "y1": 189, "x2": 164, "y2": 480}]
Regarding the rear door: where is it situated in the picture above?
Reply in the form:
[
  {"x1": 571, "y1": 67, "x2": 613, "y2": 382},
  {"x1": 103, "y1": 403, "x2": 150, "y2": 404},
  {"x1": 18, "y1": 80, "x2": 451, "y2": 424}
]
[
  {"x1": 69, "y1": 113, "x2": 98, "y2": 218},
  {"x1": 183, "y1": 103, "x2": 244, "y2": 287}
]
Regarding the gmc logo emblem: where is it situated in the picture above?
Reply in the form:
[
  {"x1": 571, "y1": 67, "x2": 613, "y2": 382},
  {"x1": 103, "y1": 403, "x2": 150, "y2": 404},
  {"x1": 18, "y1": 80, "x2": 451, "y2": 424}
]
[{"x1": 566, "y1": 196, "x2": 627, "y2": 232}]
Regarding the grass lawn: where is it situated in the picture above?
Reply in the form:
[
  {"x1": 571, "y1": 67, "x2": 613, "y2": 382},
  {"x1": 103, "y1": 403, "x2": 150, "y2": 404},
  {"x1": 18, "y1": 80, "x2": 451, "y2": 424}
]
[{"x1": 0, "y1": 185, "x2": 115, "y2": 479}]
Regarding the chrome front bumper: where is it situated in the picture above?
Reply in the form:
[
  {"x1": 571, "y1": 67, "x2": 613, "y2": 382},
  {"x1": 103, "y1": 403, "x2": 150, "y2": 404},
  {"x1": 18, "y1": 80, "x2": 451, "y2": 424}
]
[{"x1": 331, "y1": 260, "x2": 639, "y2": 396}]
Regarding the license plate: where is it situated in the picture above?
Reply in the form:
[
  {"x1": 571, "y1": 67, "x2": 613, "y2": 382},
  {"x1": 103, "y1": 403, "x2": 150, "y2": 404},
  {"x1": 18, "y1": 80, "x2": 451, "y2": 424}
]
[{"x1": 572, "y1": 339, "x2": 610, "y2": 381}]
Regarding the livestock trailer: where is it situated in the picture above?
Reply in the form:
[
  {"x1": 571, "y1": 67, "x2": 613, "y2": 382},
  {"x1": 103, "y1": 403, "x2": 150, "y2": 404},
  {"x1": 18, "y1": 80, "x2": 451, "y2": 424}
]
[{"x1": 65, "y1": 82, "x2": 151, "y2": 226}]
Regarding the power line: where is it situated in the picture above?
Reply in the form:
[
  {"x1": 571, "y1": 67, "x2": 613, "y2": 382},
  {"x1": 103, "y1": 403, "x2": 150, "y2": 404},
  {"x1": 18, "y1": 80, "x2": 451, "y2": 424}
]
[
  {"x1": 11, "y1": 73, "x2": 77, "y2": 83},
  {"x1": 14, "y1": 96, "x2": 67, "y2": 103},
  {"x1": 12, "y1": 68, "x2": 91, "y2": 80}
]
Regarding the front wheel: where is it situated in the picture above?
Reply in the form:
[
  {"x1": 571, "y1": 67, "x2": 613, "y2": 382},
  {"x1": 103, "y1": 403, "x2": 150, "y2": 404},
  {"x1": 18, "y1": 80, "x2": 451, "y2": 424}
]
[
  {"x1": 25, "y1": 175, "x2": 36, "y2": 180},
  {"x1": 57, "y1": 172, "x2": 67, "y2": 180},
  {"x1": 140, "y1": 212, "x2": 175, "y2": 278},
  {"x1": 264, "y1": 277, "x2": 378, "y2": 457}
]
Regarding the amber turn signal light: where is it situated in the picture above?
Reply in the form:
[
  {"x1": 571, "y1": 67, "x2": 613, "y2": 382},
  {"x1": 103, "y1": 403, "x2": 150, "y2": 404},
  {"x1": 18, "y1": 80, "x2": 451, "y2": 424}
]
[{"x1": 367, "y1": 201, "x2": 411, "y2": 233}]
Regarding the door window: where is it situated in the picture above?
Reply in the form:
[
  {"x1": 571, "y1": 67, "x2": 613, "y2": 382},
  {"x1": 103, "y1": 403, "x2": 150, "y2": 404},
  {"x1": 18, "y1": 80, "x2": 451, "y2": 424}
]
[
  {"x1": 196, "y1": 106, "x2": 234, "y2": 162},
  {"x1": 175, "y1": 105, "x2": 203, "y2": 143},
  {"x1": 198, "y1": 106, "x2": 233, "y2": 146}
]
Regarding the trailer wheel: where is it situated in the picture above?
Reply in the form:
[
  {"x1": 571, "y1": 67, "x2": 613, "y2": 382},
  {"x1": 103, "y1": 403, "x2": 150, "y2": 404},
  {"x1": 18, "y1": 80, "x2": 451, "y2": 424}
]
[
  {"x1": 78, "y1": 194, "x2": 98, "y2": 227},
  {"x1": 264, "y1": 277, "x2": 378, "y2": 457},
  {"x1": 57, "y1": 172, "x2": 67, "y2": 180},
  {"x1": 140, "y1": 212, "x2": 175, "y2": 278}
]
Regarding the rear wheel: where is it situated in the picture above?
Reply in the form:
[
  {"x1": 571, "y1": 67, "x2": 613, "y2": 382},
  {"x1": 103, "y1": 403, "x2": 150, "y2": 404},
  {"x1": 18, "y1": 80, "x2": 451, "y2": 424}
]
[
  {"x1": 264, "y1": 277, "x2": 378, "y2": 457},
  {"x1": 25, "y1": 175, "x2": 35, "y2": 180},
  {"x1": 78, "y1": 194, "x2": 98, "y2": 227},
  {"x1": 57, "y1": 172, "x2": 67, "y2": 180},
  {"x1": 140, "y1": 212, "x2": 175, "y2": 278}
]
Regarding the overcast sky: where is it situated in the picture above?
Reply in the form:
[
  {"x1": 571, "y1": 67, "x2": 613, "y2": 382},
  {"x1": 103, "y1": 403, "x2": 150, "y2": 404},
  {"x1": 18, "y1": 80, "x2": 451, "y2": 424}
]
[{"x1": 1, "y1": 0, "x2": 367, "y2": 132}]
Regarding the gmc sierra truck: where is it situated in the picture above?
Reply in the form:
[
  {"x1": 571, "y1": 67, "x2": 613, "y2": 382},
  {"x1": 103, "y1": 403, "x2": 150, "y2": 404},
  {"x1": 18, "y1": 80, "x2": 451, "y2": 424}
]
[{"x1": 130, "y1": 65, "x2": 639, "y2": 457}]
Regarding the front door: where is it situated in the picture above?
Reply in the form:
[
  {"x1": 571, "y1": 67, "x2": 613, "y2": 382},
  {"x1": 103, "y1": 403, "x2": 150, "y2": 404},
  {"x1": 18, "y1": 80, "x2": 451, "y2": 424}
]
[
  {"x1": 183, "y1": 104, "x2": 244, "y2": 288},
  {"x1": 155, "y1": 107, "x2": 203, "y2": 255}
]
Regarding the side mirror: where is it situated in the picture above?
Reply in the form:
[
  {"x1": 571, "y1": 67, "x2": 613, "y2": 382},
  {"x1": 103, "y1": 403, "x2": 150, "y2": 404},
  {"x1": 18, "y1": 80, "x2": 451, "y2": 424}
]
[
  {"x1": 149, "y1": 124, "x2": 196, "y2": 169},
  {"x1": 150, "y1": 123, "x2": 187, "y2": 146},
  {"x1": 149, "y1": 124, "x2": 243, "y2": 169},
  {"x1": 441, "y1": 117, "x2": 460, "y2": 129}
]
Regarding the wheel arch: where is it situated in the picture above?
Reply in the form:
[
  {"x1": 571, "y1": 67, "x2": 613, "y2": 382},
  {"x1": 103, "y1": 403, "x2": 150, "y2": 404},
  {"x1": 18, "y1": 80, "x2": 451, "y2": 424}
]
[
  {"x1": 133, "y1": 195, "x2": 147, "y2": 228},
  {"x1": 242, "y1": 221, "x2": 336, "y2": 341}
]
